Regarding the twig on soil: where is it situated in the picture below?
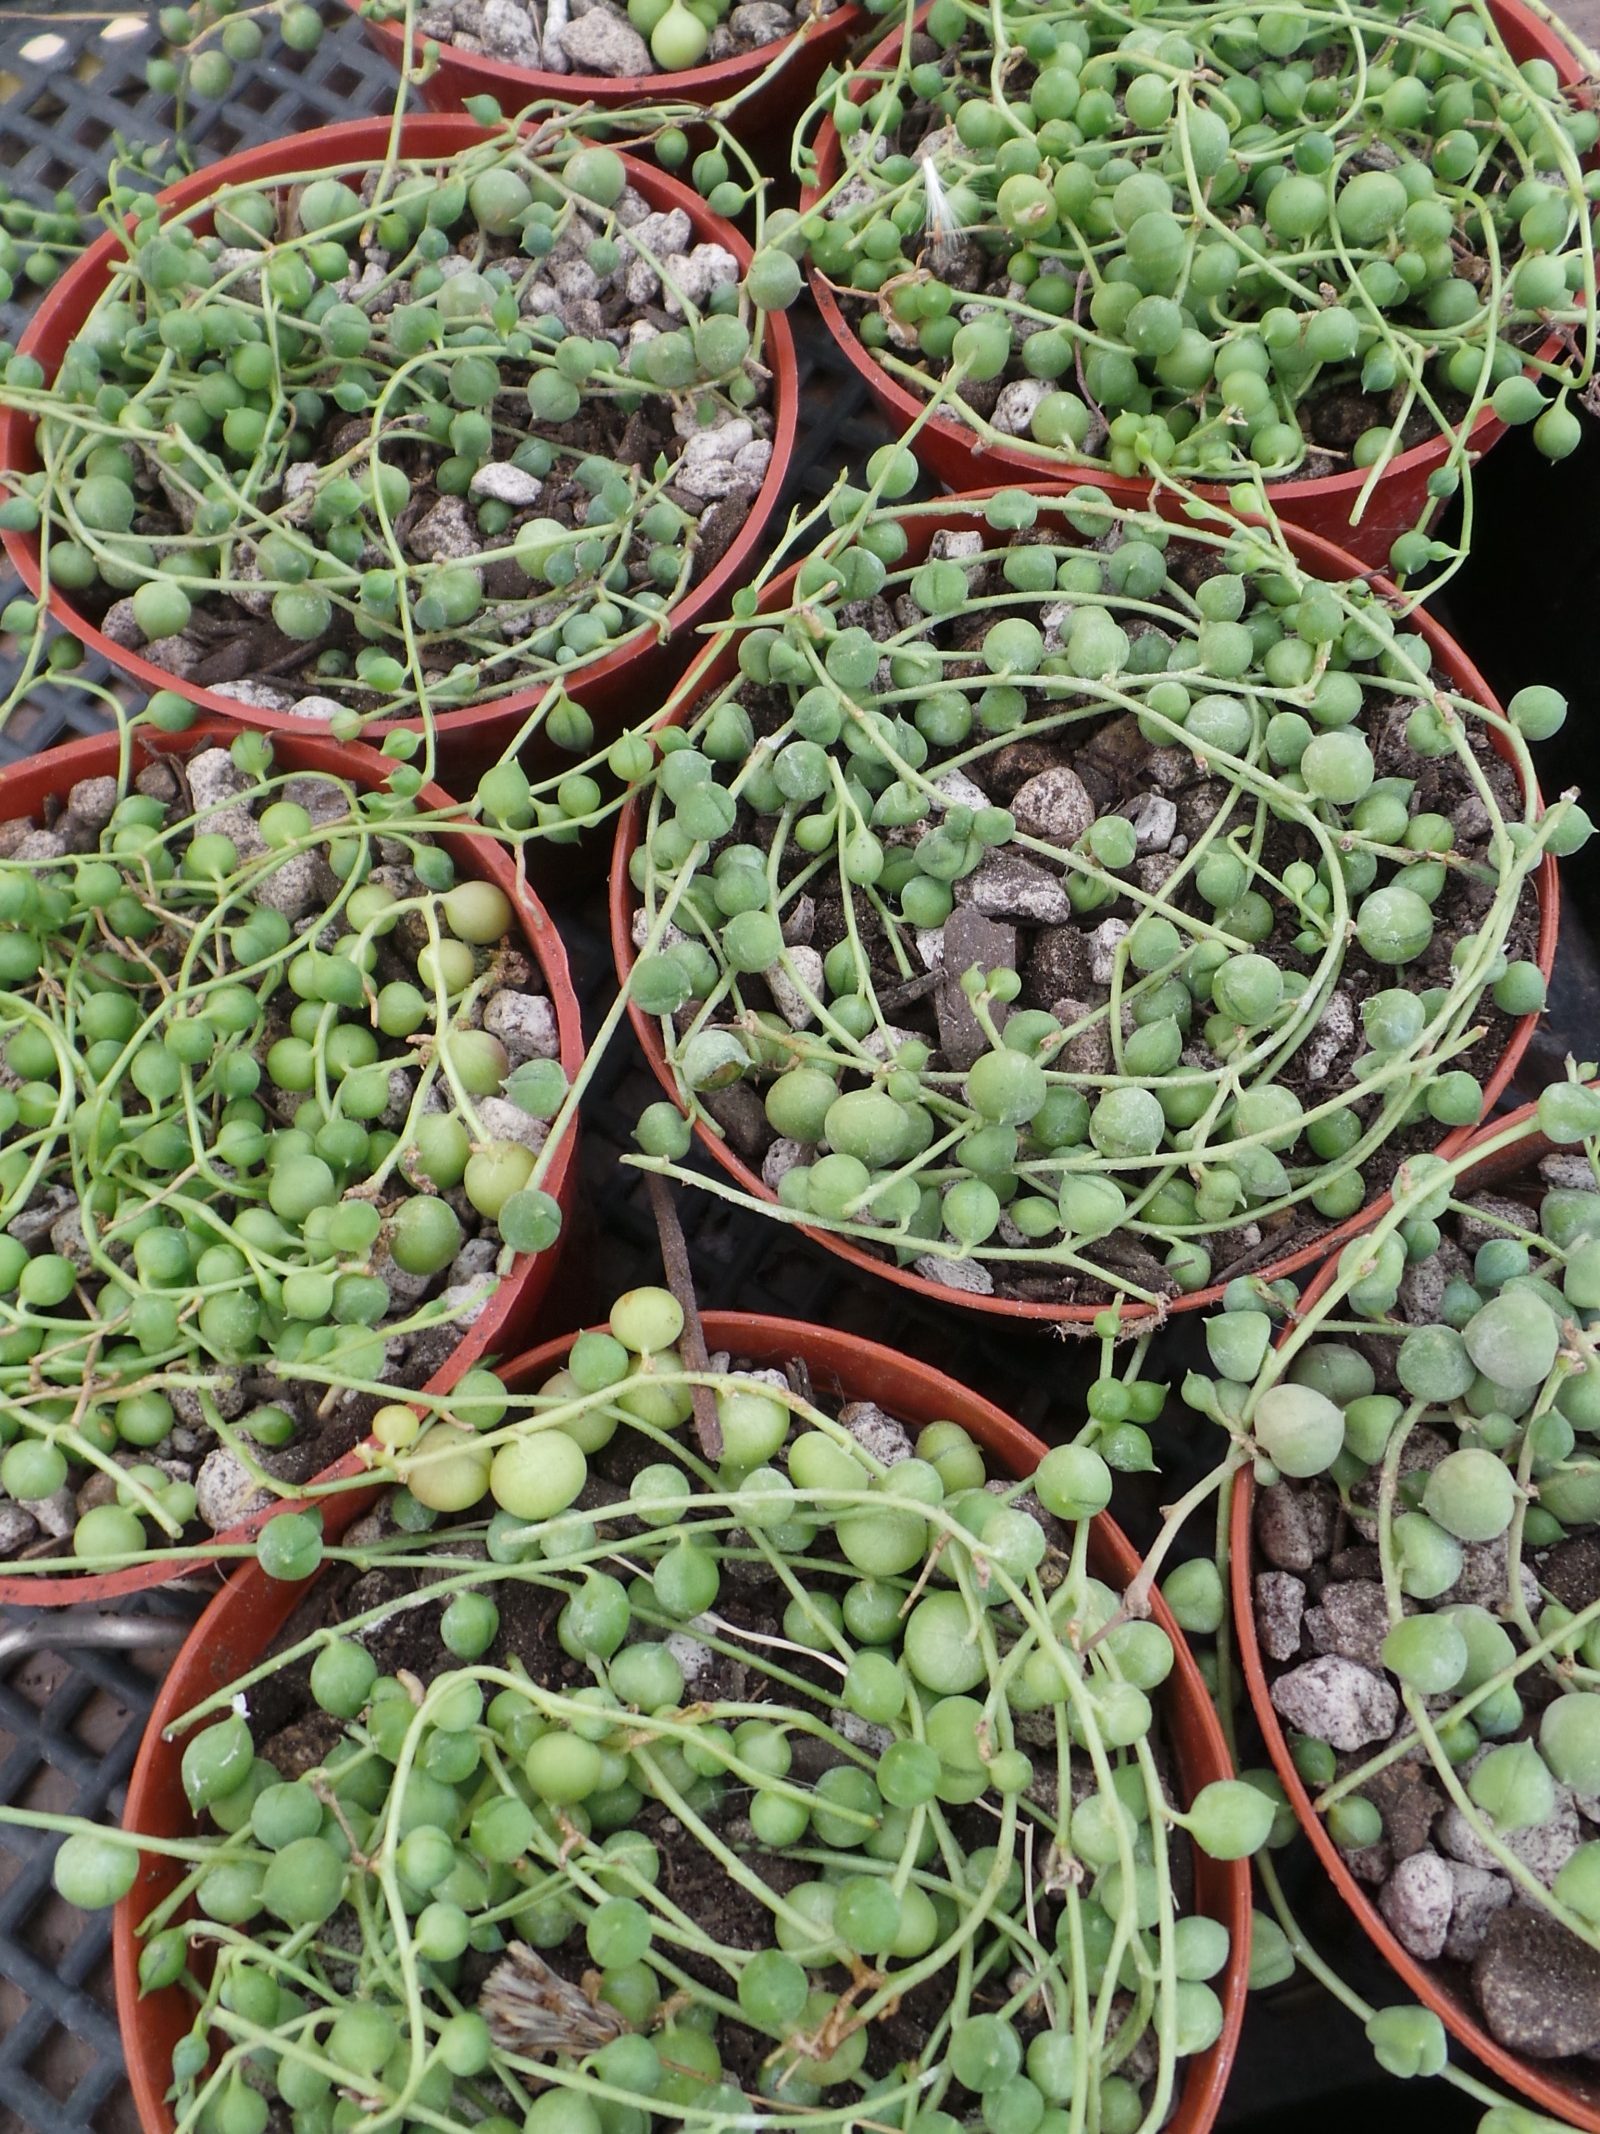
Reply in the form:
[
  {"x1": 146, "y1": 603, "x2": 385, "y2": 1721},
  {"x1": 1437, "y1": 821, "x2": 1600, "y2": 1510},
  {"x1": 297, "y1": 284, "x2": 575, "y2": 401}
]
[{"x1": 646, "y1": 1171, "x2": 723, "y2": 1462}]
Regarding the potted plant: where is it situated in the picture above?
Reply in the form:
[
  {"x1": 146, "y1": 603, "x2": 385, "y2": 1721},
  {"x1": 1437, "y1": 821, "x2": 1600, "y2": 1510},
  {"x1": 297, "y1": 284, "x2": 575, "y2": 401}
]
[
  {"x1": 611, "y1": 480, "x2": 1574, "y2": 1327},
  {"x1": 0, "y1": 715, "x2": 583, "y2": 1605},
  {"x1": 45, "y1": 1293, "x2": 1262, "y2": 2134},
  {"x1": 0, "y1": 112, "x2": 800, "y2": 787},
  {"x1": 1228, "y1": 1076, "x2": 1600, "y2": 2131},
  {"x1": 145, "y1": 0, "x2": 872, "y2": 143},
  {"x1": 794, "y1": 0, "x2": 1597, "y2": 583},
  {"x1": 339, "y1": 0, "x2": 871, "y2": 145}
]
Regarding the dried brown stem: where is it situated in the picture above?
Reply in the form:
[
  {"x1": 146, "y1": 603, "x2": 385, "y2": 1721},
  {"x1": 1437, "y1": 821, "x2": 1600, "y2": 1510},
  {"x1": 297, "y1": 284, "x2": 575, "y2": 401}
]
[{"x1": 646, "y1": 1171, "x2": 722, "y2": 1462}]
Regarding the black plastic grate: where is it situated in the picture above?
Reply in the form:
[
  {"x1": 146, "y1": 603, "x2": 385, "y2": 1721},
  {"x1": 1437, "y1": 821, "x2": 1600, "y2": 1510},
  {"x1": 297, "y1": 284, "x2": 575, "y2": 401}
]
[
  {"x1": 0, "y1": 2, "x2": 1588, "y2": 2128},
  {"x1": 0, "y1": 1594, "x2": 204, "y2": 2134}
]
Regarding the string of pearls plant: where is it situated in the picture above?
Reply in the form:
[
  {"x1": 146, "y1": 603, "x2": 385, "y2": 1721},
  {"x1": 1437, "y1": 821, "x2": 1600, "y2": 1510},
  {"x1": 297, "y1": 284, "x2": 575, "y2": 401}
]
[
  {"x1": 0, "y1": 184, "x2": 89, "y2": 306},
  {"x1": 1224, "y1": 1075, "x2": 1600, "y2": 2086},
  {"x1": 146, "y1": 0, "x2": 332, "y2": 135},
  {"x1": 795, "y1": 0, "x2": 1599, "y2": 589},
  {"x1": 0, "y1": 716, "x2": 583, "y2": 1575},
  {"x1": 4, "y1": 1282, "x2": 1269, "y2": 2134},
  {"x1": 0, "y1": 110, "x2": 802, "y2": 758},
  {"x1": 623, "y1": 472, "x2": 1584, "y2": 1313}
]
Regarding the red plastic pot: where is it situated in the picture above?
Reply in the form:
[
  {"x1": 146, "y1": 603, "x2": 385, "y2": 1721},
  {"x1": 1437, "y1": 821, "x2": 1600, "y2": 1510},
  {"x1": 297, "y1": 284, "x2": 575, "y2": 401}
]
[
  {"x1": 0, "y1": 116, "x2": 798, "y2": 791},
  {"x1": 116, "y1": 1310, "x2": 1250, "y2": 2134},
  {"x1": 610, "y1": 489, "x2": 1560, "y2": 1328},
  {"x1": 0, "y1": 719, "x2": 583, "y2": 1608},
  {"x1": 344, "y1": 0, "x2": 866, "y2": 145},
  {"x1": 799, "y1": 0, "x2": 1588, "y2": 568},
  {"x1": 1231, "y1": 1097, "x2": 1600, "y2": 2130}
]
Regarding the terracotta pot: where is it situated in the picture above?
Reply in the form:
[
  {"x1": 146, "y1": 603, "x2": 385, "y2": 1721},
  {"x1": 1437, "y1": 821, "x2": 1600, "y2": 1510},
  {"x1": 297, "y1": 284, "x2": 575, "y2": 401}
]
[
  {"x1": 1231, "y1": 1096, "x2": 1600, "y2": 2132},
  {"x1": 0, "y1": 116, "x2": 798, "y2": 790},
  {"x1": 116, "y1": 1310, "x2": 1250, "y2": 2134},
  {"x1": 610, "y1": 489, "x2": 1560, "y2": 1327},
  {"x1": 344, "y1": 0, "x2": 867, "y2": 149},
  {"x1": 0, "y1": 720, "x2": 583, "y2": 1607},
  {"x1": 799, "y1": 0, "x2": 1588, "y2": 569}
]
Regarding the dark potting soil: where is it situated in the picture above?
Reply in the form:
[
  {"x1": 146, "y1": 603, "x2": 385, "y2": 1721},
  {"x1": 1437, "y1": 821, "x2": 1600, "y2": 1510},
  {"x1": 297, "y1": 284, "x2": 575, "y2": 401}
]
[
  {"x1": 1250, "y1": 1161, "x2": 1600, "y2": 2080},
  {"x1": 0, "y1": 743, "x2": 552, "y2": 1568},
  {"x1": 239, "y1": 1355, "x2": 1201, "y2": 2120},
  {"x1": 656, "y1": 526, "x2": 1542, "y2": 1311},
  {"x1": 825, "y1": 32, "x2": 1495, "y2": 482}
]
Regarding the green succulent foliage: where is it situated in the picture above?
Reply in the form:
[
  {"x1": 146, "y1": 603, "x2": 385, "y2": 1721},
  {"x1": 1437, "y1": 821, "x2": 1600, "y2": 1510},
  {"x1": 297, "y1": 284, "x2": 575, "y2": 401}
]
[
  {"x1": 799, "y1": 0, "x2": 1599, "y2": 585},
  {"x1": 148, "y1": 0, "x2": 327, "y2": 113},
  {"x1": 0, "y1": 181, "x2": 88, "y2": 307},
  {"x1": 61, "y1": 1299, "x2": 1259, "y2": 2133},
  {"x1": 0, "y1": 124, "x2": 795, "y2": 738},
  {"x1": 0, "y1": 722, "x2": 569, "y2": 1574},
  {"x1": 626, "y1": 486, "x2": 1579, "y2": 1311},
  {"x1": 1235, "y1": 1080, "x2": 1600, "y2": 1974}
]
